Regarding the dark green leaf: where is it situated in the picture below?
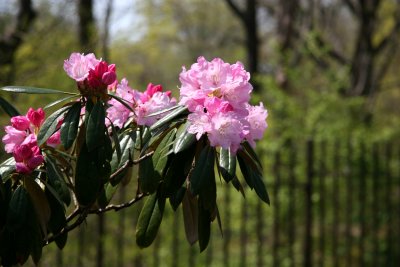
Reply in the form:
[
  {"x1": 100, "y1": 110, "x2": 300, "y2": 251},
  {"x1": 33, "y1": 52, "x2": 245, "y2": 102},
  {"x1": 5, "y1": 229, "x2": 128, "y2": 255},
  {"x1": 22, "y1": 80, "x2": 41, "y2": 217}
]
[
  {"x1": 110, "y1": 122, "x2": 122, "y2": 162},
  {"x1": 0, "y1": 96, "x2": 20, "y2": 117},
  {"x1": 219, "y1": 148, "x2": 236, "y2": 182},
  {"x1": 198, "y1": 198, "x2": 211, "y2": 252},
  {"x1": 60, "y1": 101, "x2": 81, "y2": 149},
  {"x1": 242, "y1": 142, "x2": 263, "y2": 170},
  {"x1": 107, "y1": 93, "x2": 135, "y2": 113},
  {"x1": 169, "y1": 187, "x2": 186, "y2": 211},
  {"x1": 149, "y1": 105, "x2": 188, "y2": 133},
  {"x1": 190, "y1": 145, "x2": 215, "y2": 196},
  {"x1": 182, "y1": 190, "x2": 198, "y2": 245},
  {"x1": 237, "y1": 155, "x2": 269, "y2": 204},
  {"x1": 45, "y1": 155, "x2": 71, "y2": 206},
  {"x1": 86, "y1": 100, "x2": 106, "y2": 151},
  {"x1": 1, "y1": 86, "x2": 75, "y2": 95},
  {"x1": 136, "y1": 192, "x2": 165, "y2": 248},
  {"x1": 37, "y1": 106, "x2": 70, "y2": 146},
  {"x1": 75, "y1": 143, "x2": 102, "y2": 206},
  {"x1": 173, "y1": 122, "x2": 196, "y2": 154}
]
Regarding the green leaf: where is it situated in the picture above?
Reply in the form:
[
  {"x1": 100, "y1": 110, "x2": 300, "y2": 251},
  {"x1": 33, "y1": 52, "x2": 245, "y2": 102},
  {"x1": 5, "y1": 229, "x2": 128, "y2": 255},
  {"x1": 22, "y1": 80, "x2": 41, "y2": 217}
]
[
  {"x1": 139, "y1": 129, "x2": 176, "y2": 194},
  {"x1": 75, "y1": 143, "x2": 102, "y2": 206},
  {"x1": 169, "y1": 186, "x2": 186, "y2": 211},
  {"x1": 86, "y1": 100, "x2": 106, "y2": 151},
  {"x1": 136, "y1": 192, "x2": 165, "y2": 248},
  {"x1": 198, "y1": 198, "x2": 211, "y2": 252},
  {"x1": 219, "y1": 148, "x2": 236, "y2": 182},
  {"x1": 0, "y1": 96, "x2": 20, "y2": 117},
  {"x1": 242, "y1": 142, "x2": 263, "y2": 170},
  {"x1": 107, "y1": 93, "x2": 135, "y2": 113},
  {"x1": 60, "y1": 101, "x2": 82, "y2": 150},
  {"x1": 45, "y1": 155, "x2": 71, "y2": 206},
  {"x1": 1, "y1": 86, "x2": 75, "y2": 95},
  {"x1": 24, "y1": 178, "x2": 51, "y2": 237},
  {"x1": 190, "y1": 145, "x2": 215, "y2": 196},
  {"x1": 182, "y1": 190, "x2": 198, "y2": 245},
  {"x1": 173, "y1": 122, "x2": 196, "y2": 154},
  {"x1": 0, "y1": 158, "x2": 16, "y2": 180},
  {"x1": 37, "y1": 106, "x2": 70, "y2": 146},
  {"x1": 237, "y1": 154, "x2": 270, "y2": 204},
  {"x1": 43, "y1": 95, "x2": 79, "y2": 110},
  {"x1": 149, "y1": 105, "x2": 188, "y2": 133}
]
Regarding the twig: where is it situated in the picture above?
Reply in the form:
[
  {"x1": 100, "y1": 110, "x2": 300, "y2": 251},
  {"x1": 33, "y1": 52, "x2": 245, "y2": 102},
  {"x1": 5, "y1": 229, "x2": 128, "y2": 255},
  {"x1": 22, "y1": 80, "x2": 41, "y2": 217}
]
[{"x1": 89, "y1": 193, "x2": 146, "y2": 214}]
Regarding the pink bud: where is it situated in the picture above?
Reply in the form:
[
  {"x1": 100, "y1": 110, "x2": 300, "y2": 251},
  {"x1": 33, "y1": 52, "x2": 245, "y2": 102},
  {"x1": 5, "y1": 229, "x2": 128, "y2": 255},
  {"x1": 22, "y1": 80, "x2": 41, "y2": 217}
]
[
  {"x1": 27, "y1": 154, "x2": 44, "y2": 169},
  {"x1": 47, "y1": 131, "x2": 61, "y2": 148},
  {"x1": 16, "y1": 162, "x2": 31, "y2": 174},
  {"x1": 13, "y1": 144, "x2": 33, "y2": 162},
  {"x1": 102, "y1": 71, "x2": 117, "y2": 85},
  {"x1": 27, "y1": 108, "x2": 45, "y2": 127},
  {"x1": 11, "y1": 116, "x2": 30, "y2": 131}
]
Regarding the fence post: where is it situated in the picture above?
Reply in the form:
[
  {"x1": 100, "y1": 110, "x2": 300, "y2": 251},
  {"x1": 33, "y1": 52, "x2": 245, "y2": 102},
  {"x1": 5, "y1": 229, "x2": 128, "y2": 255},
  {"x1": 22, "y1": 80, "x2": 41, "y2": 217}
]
[
  {"x1": 272, "y1": 150, "x2": 281, "y2": 267},
  {"x1": 303, "y1": 139, "x2": 314, "y2": 267},
  {"x1": 288, "y1": 140, "x2": 296, "y2": 267},
  {"x1": 318, "y1": 141, "x2": 326, "y2": 267},
  {"x1": 332, "y1": 140, "x2": 340, "y2": 267},
  {"x1": 385, "y1": 143, "x2": 393, "y2": 266}
]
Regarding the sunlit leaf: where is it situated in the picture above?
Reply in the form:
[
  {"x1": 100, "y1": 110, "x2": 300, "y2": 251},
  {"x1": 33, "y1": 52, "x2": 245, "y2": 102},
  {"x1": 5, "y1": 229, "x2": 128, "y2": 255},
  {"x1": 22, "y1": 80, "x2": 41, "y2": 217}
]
[
  {"x1": 149, "y1": 105, "x2": 188, "y2": 133},
  {"x1": 1, "y1": 86, "x2": 76, "y2": 95},
  {"x1": 37, "y1": 106, "x2": 70, "y2": 146},
  {"x1": 60, "y1": 101, "x2": 81, "y2": 150},
  {"x1": 219, "y1": 148, "x2": 236, "y2": 182},
  {"x1": 136, "y1": 192, "x2": 165, "y2": 248},
  {"x1": 173, "y1": 122, "x2": 196, "y2": 154}
]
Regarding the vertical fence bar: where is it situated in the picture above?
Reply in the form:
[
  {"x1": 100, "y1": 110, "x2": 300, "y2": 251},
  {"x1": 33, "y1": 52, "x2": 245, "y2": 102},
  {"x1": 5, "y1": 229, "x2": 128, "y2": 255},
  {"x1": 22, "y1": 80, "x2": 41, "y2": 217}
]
[
  {"x1": 256, "y1": 200, "x2": 264, "y2": 267},
  {"x1": 153, "y1": 231, "x2": 160, "y2": 267},
  {"x1": 272, "y1": 150, "x2": 281, "y2": 267},
  {"x1": 97, "y1": 213, "x2": 105, "y2": 267},
  {"x1": 345, "y1": 141, "x2": 353, "y2": 267},
  {"x1": 371, "y1": 143, "x2": 380, "y2": 267},
  {"x1": 288, "y1": 141, "x2": 296, "y2": 267},
  {"x1": 56, "y1": 248, "x2": 63, "y2": 267},
  {"x1": 385, "y1": 143, "x2": 393, "y2": 266},
  {"x1": 318, "y1": 141, "x2": 326, "y2": 267},
  {"x1": 172, "y1": 209, "x2": 180, "y2": 267},
  {"x1": 239, "y1": 195, "x2": 248, "y2": 267},
  {"x1": 77, "y1": 226, "x2": 85, "y2": 267},
  {"x1": 223, "y1": 184, "x2": 231, "y2": 267},
  {"x1": 358, "y1": 142, "x2": 366, "y2": 266},
  {"x1": 332, "y1": 140, "x2": 340, "y2": 267},
  {"x1": 116, "y1": 186, "x2": 126, "y2": 267},
  {"x1": 303, "y1": 139, "x2": 314, "y2": 267}
]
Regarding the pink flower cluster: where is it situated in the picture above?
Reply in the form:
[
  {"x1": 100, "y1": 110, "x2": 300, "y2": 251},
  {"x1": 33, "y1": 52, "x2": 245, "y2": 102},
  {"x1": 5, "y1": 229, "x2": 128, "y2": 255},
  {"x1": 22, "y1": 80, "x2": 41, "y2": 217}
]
[
  {"x1": 64, "y1": 53, "x2": 117, "y2": 96},
  {"x1": 107, "y1": 79, "x2": 177, "y2": 128},
  {"x1": 179, "y1": 56, "x2": 268, "y2": 153},
  {"x1": 2, "y1": 108, "x2": 61, "y2": 174}
]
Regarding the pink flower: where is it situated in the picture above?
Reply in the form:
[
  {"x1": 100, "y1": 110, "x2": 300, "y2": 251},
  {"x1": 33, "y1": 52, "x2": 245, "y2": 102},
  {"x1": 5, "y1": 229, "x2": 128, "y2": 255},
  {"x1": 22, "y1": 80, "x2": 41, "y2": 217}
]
[
  {"x1": 135, "y1": 90, "x2": 177, "y2": 126},
  {"x1": 2, "y1": 126, "x2": 26, "y2": 153},
  {"x1": 63, "y1": 53, "x2": 99, "y2": 82},
  {"x1": 187, "y1": 107, "x2": 212, "y2": 140},
  {"x1": 11, "y1": 116, "x2": 30, "y2": 131},
  {"x1": 245, "y1": 103, "x2": 268, "y2": 146},
  {"x1": 27, "y1": 108, "x2": 45, "y2": 128},
  {"x1": 107, "y1": 78, "x2": 139, "y2": 128},
  {"x1": 208, "y1": 112, "x2": 246, "y2": 153}
]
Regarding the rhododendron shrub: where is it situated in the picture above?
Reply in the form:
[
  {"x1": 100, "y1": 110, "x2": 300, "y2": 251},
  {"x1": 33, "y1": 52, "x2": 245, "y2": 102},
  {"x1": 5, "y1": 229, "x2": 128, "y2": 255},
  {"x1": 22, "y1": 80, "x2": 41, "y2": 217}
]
[{"x1": 0, "y1": 53, "x2": 268, "y2": 266}]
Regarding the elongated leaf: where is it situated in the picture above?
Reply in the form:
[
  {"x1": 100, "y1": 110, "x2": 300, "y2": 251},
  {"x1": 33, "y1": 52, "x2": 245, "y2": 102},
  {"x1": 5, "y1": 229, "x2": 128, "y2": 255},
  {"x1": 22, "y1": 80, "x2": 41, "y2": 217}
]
[
  {"x1": 237, "y1": 154, "x2": 270, "y2": 204},
  {"x1": 242, "y1": 141, "x2": 263, "y2": 170},
  {"x1": 198, "y1": 198, "x2": 211, "y2": 252},
  {"x1": 1, "y1": 86, "x2": 75, "y2": 95},
  {"x1": 0, "y1": 158, "x2": 16, "y2": 179},
  {"x1": 182, "y1": 191, "x2": 198, "y2": 245},
  {"x1": 44, "y1": 95, "x2": 79, "y2": 110},
  {"x1": 108, "y1": 93, "x2": 135, "y2": 113},
  {"x1": 149, "y1": 105, "x2": 188, "y2": 133},
  {"x1": 136, "y1": 192, "x2": 165, "y2": 248},
  {"x1": 0, "y1": 96, "x2": 20, "y2": 117},
  {"x1": 173, "y1": 122, "x2": 196, "y2": 154},
  {"x1": 219, "y1": 148, "x2": 236, "y2": 182},
  {"x1": 37, "y1": 106, "x2": 70, "y2": 146},
  {"x1": 60, "y1": 101, "x2": 81, "y2": 150},
  {"x1": 86, "y1": 101, "x2": 106, "y2": 151},
  {"x1": 45, "y1": 155, "x2": 71, "y2": 206},
  {"x1": 75, "y1": 143, "x2": 101, "y2": 206},
  {"x1": 24, "y1": 178, "x2": 51, "y2": 237},
  {"x1": 145, "y1": 104, "x2": 181, "y2": 118},
  {"x1": 169, "y1": 186, "x2": 186, "y2": 211},
  {"x1": 190, "y1": 145, "x2": 215, "y2": 196}
]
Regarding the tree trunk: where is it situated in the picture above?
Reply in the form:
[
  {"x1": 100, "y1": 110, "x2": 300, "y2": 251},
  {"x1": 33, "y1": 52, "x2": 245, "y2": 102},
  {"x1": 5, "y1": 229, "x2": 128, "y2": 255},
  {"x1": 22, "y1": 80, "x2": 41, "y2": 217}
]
[{"x1": 78, "y1": 0, "x2": 97, "y2": 53}]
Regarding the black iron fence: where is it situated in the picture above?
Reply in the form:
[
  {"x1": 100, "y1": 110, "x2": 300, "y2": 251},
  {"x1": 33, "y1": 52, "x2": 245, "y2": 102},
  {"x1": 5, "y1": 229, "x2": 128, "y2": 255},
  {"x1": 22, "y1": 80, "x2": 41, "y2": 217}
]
[{"x1": 25, "y1": 139, "x2": 400, "y2": 266}]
